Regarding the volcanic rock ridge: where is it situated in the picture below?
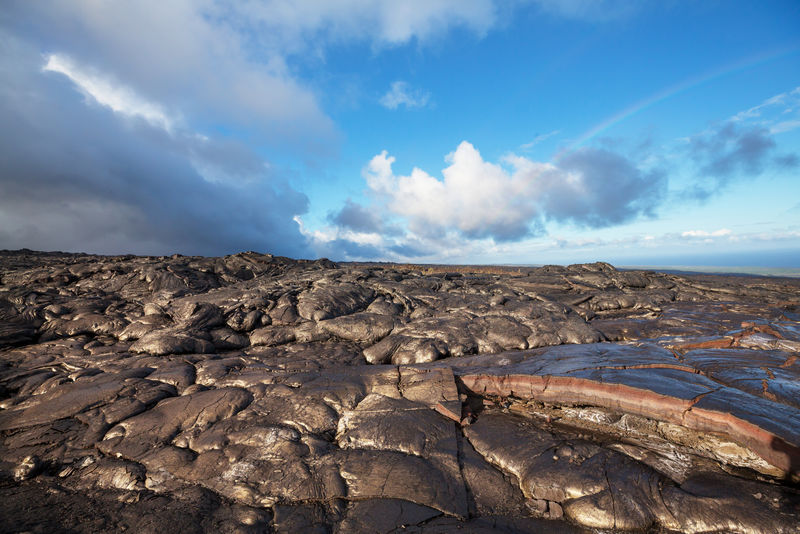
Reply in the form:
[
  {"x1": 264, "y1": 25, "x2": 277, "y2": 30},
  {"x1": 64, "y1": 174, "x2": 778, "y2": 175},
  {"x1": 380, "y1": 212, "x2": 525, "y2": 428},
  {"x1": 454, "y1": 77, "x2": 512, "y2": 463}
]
[{"x1": 1, "y1": 249, "x2": 799, "y2": 533}]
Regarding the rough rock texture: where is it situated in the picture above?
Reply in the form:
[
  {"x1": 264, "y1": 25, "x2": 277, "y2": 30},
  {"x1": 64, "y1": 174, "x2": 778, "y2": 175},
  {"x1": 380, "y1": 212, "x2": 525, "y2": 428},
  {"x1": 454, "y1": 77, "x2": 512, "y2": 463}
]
[{"x1": 1, "y1": 249, "x2": 799, "y2": 533}]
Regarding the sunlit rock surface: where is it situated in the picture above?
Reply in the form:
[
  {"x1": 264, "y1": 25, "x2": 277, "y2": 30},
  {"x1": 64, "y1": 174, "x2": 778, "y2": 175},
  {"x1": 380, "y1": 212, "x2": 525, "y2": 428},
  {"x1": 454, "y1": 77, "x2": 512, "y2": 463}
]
[{"x1": 1, "y1": 249, "x2": 799, "y2": 533}]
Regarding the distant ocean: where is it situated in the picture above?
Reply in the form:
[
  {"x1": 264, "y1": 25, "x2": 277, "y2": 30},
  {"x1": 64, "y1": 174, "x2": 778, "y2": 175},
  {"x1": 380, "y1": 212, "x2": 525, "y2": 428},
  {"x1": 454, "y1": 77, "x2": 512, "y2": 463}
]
[
  {"x1": 619, "y1": 265, "x2": 800, "y2": 278},
  {"x1": 616, "y1": 248, "x2": 800, "y2": 277},
  {"x1": 517, "y1": 248, "x2": 800, "y2": 277}
]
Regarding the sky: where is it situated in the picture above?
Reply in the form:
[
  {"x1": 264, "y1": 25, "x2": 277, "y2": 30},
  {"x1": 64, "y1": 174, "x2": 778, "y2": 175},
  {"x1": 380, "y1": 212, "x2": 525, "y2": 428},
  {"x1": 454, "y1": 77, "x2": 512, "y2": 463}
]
[{"x1": 0, "y1": 1, "x2": 799, "y2": 267}]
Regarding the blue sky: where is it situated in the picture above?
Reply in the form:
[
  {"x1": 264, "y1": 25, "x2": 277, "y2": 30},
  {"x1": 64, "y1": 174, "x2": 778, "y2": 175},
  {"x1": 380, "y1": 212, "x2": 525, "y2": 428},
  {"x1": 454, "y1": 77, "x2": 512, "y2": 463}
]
[{"x1": 1, "y1": 1, "x2": 798, "y2": 266}]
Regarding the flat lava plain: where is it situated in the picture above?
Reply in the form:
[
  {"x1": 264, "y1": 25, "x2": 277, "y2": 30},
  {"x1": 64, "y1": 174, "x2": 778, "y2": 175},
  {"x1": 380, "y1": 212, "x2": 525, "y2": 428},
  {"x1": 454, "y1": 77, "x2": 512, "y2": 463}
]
[{"x1": 1, "y1": 250, "x2": 799, "y2": 533}]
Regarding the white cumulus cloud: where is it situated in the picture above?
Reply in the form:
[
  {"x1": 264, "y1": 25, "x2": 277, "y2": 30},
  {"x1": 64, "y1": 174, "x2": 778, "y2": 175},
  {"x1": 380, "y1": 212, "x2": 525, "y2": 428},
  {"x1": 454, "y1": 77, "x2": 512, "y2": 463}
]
[{"x1": 362, "y1": 141, "x2": 665, "y2": 241}]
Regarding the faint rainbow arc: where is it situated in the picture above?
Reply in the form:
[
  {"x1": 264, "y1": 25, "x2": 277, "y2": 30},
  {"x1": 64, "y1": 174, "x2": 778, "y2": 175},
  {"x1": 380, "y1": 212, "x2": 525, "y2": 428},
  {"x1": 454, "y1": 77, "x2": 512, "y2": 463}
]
[{"x1": 556, "y1": 43, "x2": 800, "y2": 159}]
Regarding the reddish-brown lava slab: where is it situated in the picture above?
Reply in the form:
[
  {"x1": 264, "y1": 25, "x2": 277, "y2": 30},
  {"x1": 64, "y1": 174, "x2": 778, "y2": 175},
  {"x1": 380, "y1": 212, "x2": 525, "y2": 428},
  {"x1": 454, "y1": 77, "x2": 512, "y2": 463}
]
[{"x1": 454, "y1": 343, "x2": 800, "y2": 477}]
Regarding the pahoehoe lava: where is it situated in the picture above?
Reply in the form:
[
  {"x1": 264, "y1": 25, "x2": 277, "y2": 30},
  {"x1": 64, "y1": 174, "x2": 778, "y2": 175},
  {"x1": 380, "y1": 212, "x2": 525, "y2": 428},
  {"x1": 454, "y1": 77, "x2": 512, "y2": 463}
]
[{"x1": 1, "y1": 249, "x2": 799, "y2": 533}]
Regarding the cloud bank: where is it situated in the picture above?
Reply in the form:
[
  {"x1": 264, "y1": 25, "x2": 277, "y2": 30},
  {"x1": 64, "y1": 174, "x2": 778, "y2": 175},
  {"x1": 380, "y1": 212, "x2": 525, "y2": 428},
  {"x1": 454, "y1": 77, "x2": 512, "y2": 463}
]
[
  {"x1": 0, "y1": 34, "x2": 309, "y2": 257},
  {"x1": 0, "y1": 1, "x2": 503, "y2": 256}
]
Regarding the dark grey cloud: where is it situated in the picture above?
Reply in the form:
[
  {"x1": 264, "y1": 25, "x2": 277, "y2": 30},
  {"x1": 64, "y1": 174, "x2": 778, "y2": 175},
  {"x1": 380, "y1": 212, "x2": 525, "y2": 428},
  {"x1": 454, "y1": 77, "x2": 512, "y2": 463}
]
[
  {"x1": 775, "y1": 153, "x2": 799, "y2": 169},
  {"x1": 309, "y1": 236, "x2": 431, "y2": 262},
  {"x1": 0, "y1": 33, "x2": 310, "y2": 257},
  {"x1": 388, "y1": 242, "x2": 432, "y2": 258},
  {"x1": 311, "y1": 239, "x2": 383, "y2": 261},
  {"x1": 688, "y1": 122, "x2": 779, "y2": 198},
  {"x1": 328, "y1": 199, "x2": 383, "y2": 233},
  {"x1": 546, "y1": 147, "x2": 666, "y2": 227},
  {"x1": 702, "y1": 123, "x2": 775, "y2": 175},
  {"x1": 456, "y1": 208, "x2": 546, "y2": 243}
]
